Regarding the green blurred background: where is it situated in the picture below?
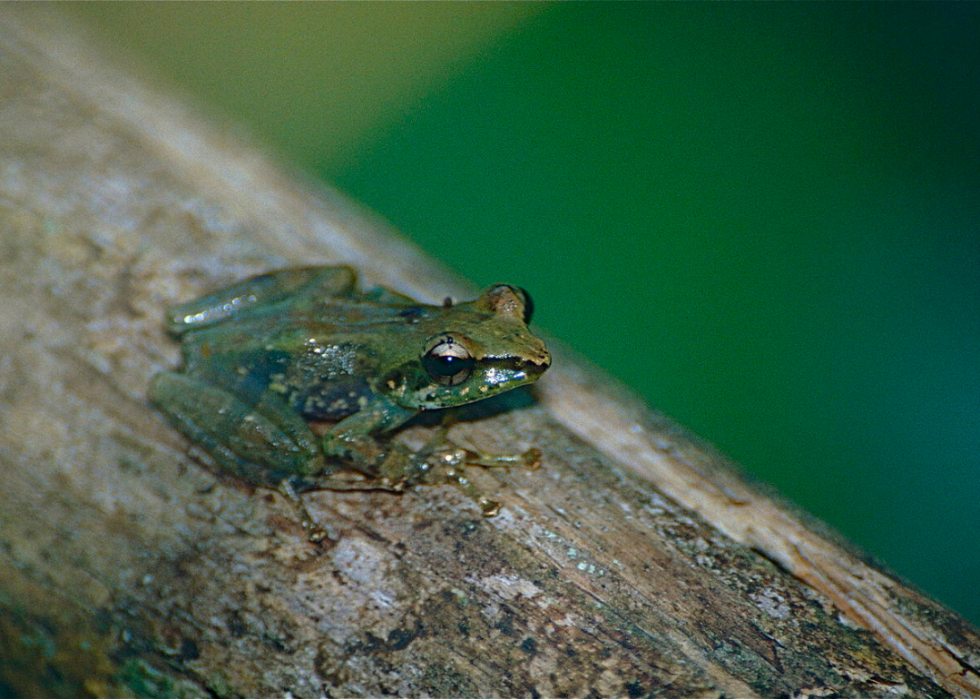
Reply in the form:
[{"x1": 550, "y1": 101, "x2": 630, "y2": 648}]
[{"x1": 65, "y1": 5, "x2": 979, "y2": 624}]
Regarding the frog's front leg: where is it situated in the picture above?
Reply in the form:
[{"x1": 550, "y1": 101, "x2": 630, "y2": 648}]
[
  {"x1": 406, "y1": 422, "x2": 543, "y2": 516},
  {"x1": 166, "y1": 266, "x2": 357, "y2": 334},
  {"x1": 318, "y1": 402, "x2": 538, "y2": 516},
  {"x1": 317, "y1": 398, "x2": 422, "y2": 489}
]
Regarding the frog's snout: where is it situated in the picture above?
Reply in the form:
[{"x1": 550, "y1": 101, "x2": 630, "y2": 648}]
[
  {"x1": 521, "y1": 332, "x2": 551, "y2": 373},
  {"x1": 525, "y1": 347, "x2": 551, "y2": 375},
  {"x1": 537, "y1": 349, "x2": 552, "y2": 370}
]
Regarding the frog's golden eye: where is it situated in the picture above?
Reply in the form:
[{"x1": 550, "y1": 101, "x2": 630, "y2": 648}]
[{"x1": 422, "y1": 335, "x2": 475, "y2": 386}]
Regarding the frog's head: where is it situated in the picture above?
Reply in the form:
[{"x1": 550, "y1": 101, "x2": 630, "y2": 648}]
[{"x1": 391, "y1": 284, "x2": 551, "y2": 411}]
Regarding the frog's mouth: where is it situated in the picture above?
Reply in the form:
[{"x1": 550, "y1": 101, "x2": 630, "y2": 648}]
[
  {"x1": 473, "y1": 354, "x2": 551, "y2": 393},
  {"x1": 501, "y1": 354, "x2": 550, "y2": 379},
  {"x1": 479, "y1": 342, "x2": 550, "y2": 368}
]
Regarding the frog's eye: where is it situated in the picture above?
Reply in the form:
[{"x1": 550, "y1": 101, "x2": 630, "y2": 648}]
[{"x1": 422, "y1": 336, "x2": 475, "y2": 386}]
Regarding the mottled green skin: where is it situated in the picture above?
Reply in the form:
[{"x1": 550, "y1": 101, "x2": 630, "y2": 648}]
[{"x1": 149, "y1": 266, "x2": 550, "y2": 496}]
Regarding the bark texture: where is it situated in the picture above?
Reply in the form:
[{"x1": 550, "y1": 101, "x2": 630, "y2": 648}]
[{"x1": 1, "y1": 8, "x2": 978, "y2": 698}]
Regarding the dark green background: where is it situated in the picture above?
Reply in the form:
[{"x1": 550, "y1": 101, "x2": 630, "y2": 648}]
[{"x1": 69, "y1": 5, "x2": 980, "y2": 624}]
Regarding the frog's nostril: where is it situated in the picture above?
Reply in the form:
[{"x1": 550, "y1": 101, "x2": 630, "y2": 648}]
[{"x1": 526, "y1": 354, "x2": 550, "y2": 371}]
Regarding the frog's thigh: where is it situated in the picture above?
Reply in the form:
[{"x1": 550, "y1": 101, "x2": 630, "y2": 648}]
[
  {"x1": 166, "y1": 266, "x2": 357, "y2": 334},
  {"x1": 149, "y1": 371, "x2": 326, "y2": 487}
]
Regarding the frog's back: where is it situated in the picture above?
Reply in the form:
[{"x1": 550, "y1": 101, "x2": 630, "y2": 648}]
[
  {"x1": 175, "y1": 289, "x2": 420, "y2": 423},
  {"x1": 167, "y1": 267, "x2": 436, "y2": 420},
  {"x1": 165, "y1": 267, "x2": 354, "y2": 334},
  {"x1": 178, "y1": 316, "x2": 378, "y2": 422}
]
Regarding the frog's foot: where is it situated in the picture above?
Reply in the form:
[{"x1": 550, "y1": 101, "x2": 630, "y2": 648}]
[
  {"x1": 414, "y1": 432, "x2": 542, "y2": 516},
  {"x1": 317, "y1": 422, "x2": 541, "y2": 515},
  {"x1": 277, "y1": 479, "x2": 335, "y2": 543},
  {"x1": 450, "y1": 444, "x2": 543, "y2": 471},
  {"x1": 417, "y1": 423, "x2": 542, "y2": 470},
  {"x1": 427, "y1": 451, "x2": 503, "y2": 517}
]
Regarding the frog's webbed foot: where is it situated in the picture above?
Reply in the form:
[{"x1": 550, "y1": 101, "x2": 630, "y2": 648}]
[
  {"x1": 411, "y1": 427, "x2": 542, "y2": 516},
  {"x1": 310, "y1": 430, "x2": 540, "y2": 517},
  {"x1": 278, "y1": 479, "x2": 334, "y2": 543}
]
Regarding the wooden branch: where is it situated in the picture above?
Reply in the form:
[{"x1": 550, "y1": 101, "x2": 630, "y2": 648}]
[{"x1": 2, "y1": 8, "x2": 977, "y2": 698}]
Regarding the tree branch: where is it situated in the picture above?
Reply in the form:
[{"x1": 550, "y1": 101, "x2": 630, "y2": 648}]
[{"x1": 1, "y1": 8, "x2": 977, "y2": 698}]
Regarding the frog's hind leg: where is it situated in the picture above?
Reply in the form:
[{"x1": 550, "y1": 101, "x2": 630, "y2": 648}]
[
  {"x1": 149, "y1": 371, "x2": 333, "y2": 540},
  {"x1": 166, "y1": 266, "x2": 357, "y2": 334},
  {"x1": 149, "y1": 371, "x2": 326, "y2": 485}
]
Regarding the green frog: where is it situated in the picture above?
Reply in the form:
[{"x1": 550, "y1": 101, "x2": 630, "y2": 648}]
[{"x1": 149, "y1": 266, "x2": 550, "y2": 539}]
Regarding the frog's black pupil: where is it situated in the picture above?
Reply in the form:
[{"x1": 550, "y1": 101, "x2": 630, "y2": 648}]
[
  {"x1": 432, "y1": 355, "x2": 460, "y2": 376},
  {"x1": 422, "y1": 345, "x2": 475, "y2": 384},
  {"x1": 425, "y1": 353, "x2": 472, "y2": 377}
]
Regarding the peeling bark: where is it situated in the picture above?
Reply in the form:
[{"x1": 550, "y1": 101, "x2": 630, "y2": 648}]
[{"x1": 1, "y1": 8, "x2": 978, "y2": 698}]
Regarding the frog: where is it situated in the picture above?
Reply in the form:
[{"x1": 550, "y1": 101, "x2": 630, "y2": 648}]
[{"x1": 148, "y1": 265, "x2": 551, "y2": 540}]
